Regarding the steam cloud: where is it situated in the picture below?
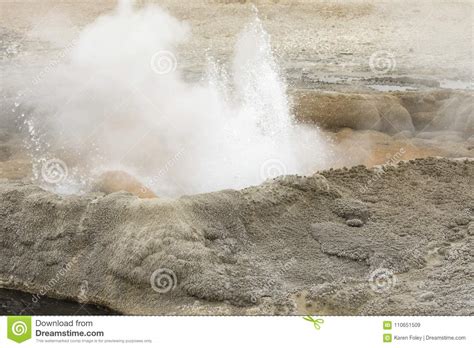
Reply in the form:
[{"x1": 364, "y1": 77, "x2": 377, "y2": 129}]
[{"x1": 21, "y1": 0, "x2": 330, "y2": 196}]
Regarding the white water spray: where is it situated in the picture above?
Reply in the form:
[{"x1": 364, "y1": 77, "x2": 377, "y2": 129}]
[{"x1": 24, "y1": 1, "x2": 330, "y2": 196}]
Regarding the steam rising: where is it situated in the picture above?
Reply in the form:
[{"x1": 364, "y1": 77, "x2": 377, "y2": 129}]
[{"x1": 23, "y1": 1, "x2": 330, "y2": 196}]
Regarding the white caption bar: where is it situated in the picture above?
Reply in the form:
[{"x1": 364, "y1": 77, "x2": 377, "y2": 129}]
[{"x1": 0, "y1": 316, "x2": 471, "y2": 347}]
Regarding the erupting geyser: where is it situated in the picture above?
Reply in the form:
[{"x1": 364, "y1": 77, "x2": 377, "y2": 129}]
[{"x1": 22, "y1": 0, "x2": 330, "y2": 196}]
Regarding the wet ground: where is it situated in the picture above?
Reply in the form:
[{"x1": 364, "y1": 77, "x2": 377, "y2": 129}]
[
  {"x1": 1, "y1": 1, "x2": 472, "y2": 85},
  {"x1": 0, "y1": 288, "x2": 117, "y2": 315}
]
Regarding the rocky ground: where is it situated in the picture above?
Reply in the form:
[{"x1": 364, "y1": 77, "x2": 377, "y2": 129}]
[
  {"x1": 0, "y1": 0, "x2": 473, "y2": 315},
  {"x1": 0, "y1": 158, "x2": 473, "y2": 315}
]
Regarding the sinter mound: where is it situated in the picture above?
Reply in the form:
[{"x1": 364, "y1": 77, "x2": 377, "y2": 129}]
[{"x1": 0, "y1": 157, "x2": 472, "y2": 315}]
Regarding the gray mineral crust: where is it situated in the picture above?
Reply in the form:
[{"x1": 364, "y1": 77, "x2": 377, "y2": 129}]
[{"x1": 1, "y1": 158, "x2": 472, "y2": 315}]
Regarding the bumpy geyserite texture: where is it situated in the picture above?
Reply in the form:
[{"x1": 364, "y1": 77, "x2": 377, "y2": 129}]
[{"x1": 0, "y1": 158, "x2": 473, "y2": 315}]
